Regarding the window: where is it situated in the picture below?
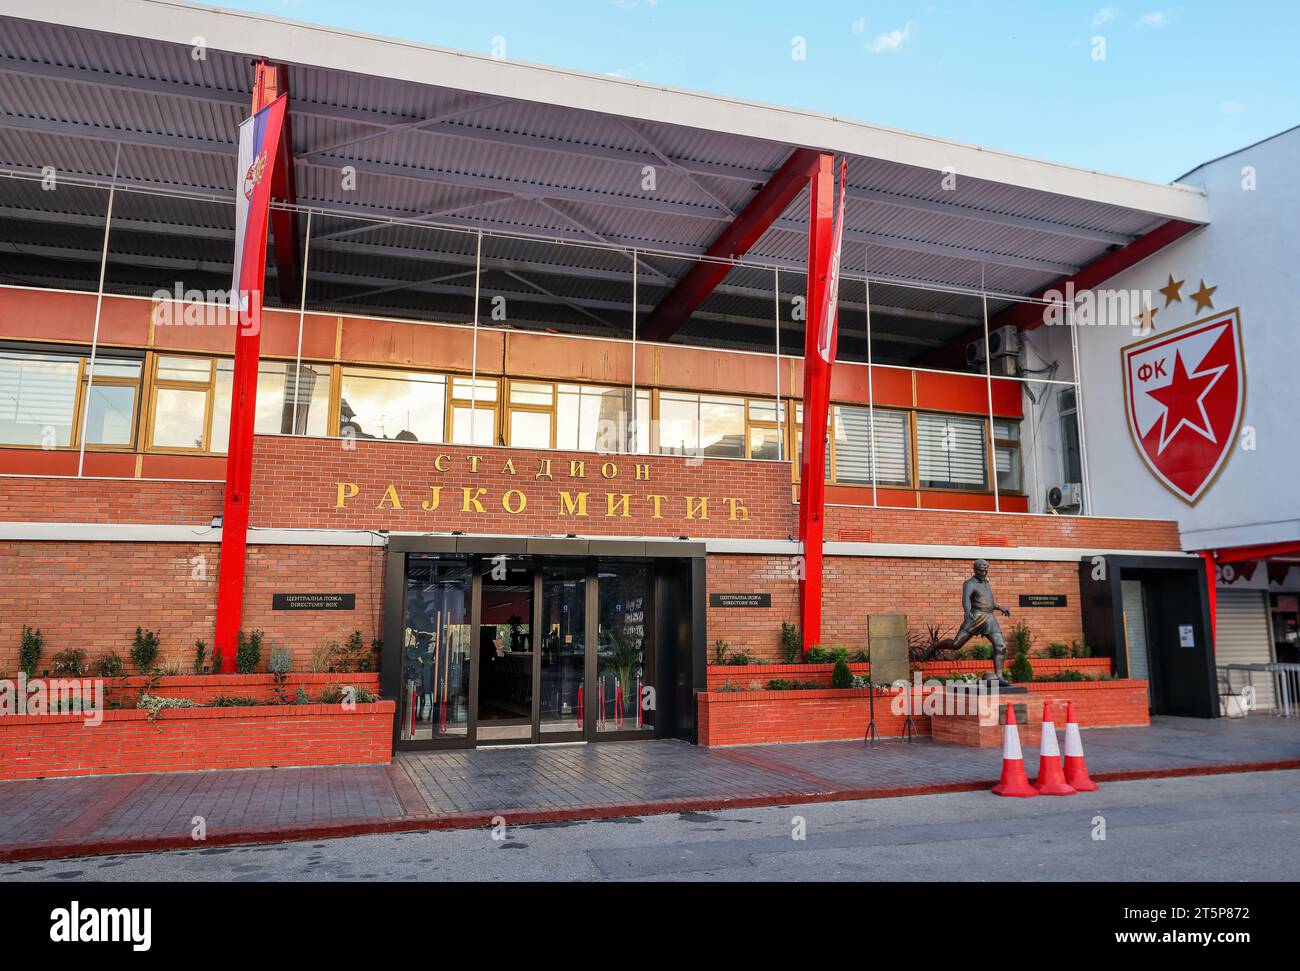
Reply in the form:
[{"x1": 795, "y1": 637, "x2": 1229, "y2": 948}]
[
  {"x1": 0, "y1": 349, "x2": 141, "y2": 448},
  {"x1": 916, "y1": 412, "x2": 988, "y2": 491},
  {"x1": 449, "y1": 377, "x2": 498, "y2": 446},
  {"x1": 993, "y1": 419, "x2": 1022, "y2": 493},
  {"x1": 747, "y1": 400, "x2": 783, "y2": 460},
  {"x1": 657, "y1": 391, "x2": 745, "y2": 458},
  {"x1": 556, "y1": 383, "x2": 650, "y2": 454},
  {"x1": 832, "y1": 406, "x2": 910, "y2": 486},
  {"x1": 150, "y1": 356, "x2": 217, "y2": 450},
  {"x1": 1058, "y1": 388, "x2": 1082, "y2": 484},
  {"x1": 506, "y1": 381, "x2": 555, "y2": 449},
  {"x1": 340, "y1": 367, "x2": 445, "y2": 443}
]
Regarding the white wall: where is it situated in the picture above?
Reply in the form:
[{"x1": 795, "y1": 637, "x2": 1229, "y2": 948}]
[{"x1": 1071, "y1": 126, "x2": 1300, "y2": 551}]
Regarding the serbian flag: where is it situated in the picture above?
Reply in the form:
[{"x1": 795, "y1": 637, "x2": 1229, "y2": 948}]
[{"x1": 230, "y1": 94, "x2": 288, "y2": 324}]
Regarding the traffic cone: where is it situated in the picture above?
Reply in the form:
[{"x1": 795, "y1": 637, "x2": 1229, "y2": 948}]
[
  {"x1": 991, "y1": 703, "x2": 1038, "y2": 797},
  {"x1": 1033, "y1": 701, "x2": 1076, "y2": 796},
  {"x1": 1062, "y1": 701, "x2": 1099, "y2": 791}
]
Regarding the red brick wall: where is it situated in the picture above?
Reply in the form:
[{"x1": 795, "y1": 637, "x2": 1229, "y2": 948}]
[
  {"x1": 697, "y1": 680, "x2": 1149, "y2": 746},
  {"x1": 704, "y1": 657, "x2": 1113, "y2": 690},
  {"x1": 707, "y1": 554, "x2": 1092, "y2": 661},
  {"x1": 0, "y1": 701, "x2": 395, "y2": 780},
  {"x1": 100, "y1": 672, "x2": 381, "y2": 706},
  {"x1": 0, "y1": 542, "x2": 382, "y2": 673}
]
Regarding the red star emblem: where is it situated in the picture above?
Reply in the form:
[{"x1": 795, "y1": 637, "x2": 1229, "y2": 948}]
[{"x1": 1146, "y1": 348, "x2": 1226, "y2": 455}]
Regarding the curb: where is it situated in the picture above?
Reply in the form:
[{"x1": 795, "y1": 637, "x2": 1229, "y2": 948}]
[{"x1": 3, "y1": 758, "x2": 1298, "y2": 864}]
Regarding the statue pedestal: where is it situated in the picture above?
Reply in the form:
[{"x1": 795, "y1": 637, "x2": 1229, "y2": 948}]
[{"x1": 931, "y1": 686, "x2": 1039, "y2": 748}]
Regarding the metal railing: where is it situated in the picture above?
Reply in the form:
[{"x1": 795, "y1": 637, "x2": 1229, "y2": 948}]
[{"x1": 1219, "y1": 662, "x2": 1300, "y2": 718}]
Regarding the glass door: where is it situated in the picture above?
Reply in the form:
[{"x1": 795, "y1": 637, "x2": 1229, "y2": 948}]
[
  {"x1": 475, "y1": 556, "x2": 535, "y2": 743},
  {"x1": 399, "y1": 555, "x2": 473, "y2": 744},
  {"x1": 537, "y1": 563, "x2": 587, "y2": 739}
]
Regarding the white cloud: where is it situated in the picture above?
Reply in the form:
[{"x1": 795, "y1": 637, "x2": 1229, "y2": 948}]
[
  {"x1": 1136, "y1": 10, "x2": 1172, "y2": 27},
  {"x1": 1091, "y1": 7, "x2": 1118, "y2": 28},
  {"x1": 867, "y1": 21, "x2": 914, "y2": 54},
  {"x1": 851, "y1": 15, "x2": 867, "y2": 35}
]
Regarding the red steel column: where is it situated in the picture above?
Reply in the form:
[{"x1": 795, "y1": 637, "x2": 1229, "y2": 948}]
[
  {"x1": 1198, "y1": 550, "x2": 1218, "y2": 649},
  {"x1": 797, "y1": 154, "x2": 835, "y2": 649},
  {"x1": 213, "y1": 63, "x2": 283, "y2": 671}
]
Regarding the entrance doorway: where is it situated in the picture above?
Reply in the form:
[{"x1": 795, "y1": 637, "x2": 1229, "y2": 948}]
[{"x1": 382, "y1": 537, "x2": 704, "y2": 750}]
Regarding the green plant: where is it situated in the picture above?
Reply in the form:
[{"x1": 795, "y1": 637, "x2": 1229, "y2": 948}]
[
  {"x1": 1009, "y1": 620, "x2": 1033, "y2": 658},
  {"x1": 50, "y1": 648, "x2": 88, "y2": 677},
  {"x1": 1071, "y1": 637, "x2": 1092, "y2": 659},
  {"x1": 328, "y1": 631, "x2": 370, "y2": 673},
  {"x1": 725, "y1": 649, "x2": 757, "y2": 666},
  {"x1": 318, "y1": 684, "x2": 344, "y2": 705},
  {"x1": 209, "y1": 695, "x2": 261, "y2": 707},
  {"x1": 294, "y1": 687, "x2": 309, "y2": 705},
  {"x1": 780, "y1": 622, "x2": 803, "y2": 663},
  {"x1": 852, "y1": 649, "x2": 869, "y2": 663},
  {"x1": 130, "y1": 627, "x2": 160, "y2": 673},
  {"x1": 606, "y1": 629, "x2": 643, "y2": 692},
  {"x1": 268, "y1": 647, "x2": 293, "y2": 704},
  {"x1": 93, "y1": 651, "x2": 127, "y2": 678},
  {"x1": 1010, "y1": 647, "x2": 1033, "y2": 684},
  {"x1": 766, "y1": 679, "x2": 819, "y2": 691},
  {"x1": 831, "y1": 652, "x2": 854, "y2": 689},
  {"x1": 716, "y1": 679, "x2": 741, "y2": 693},
  {"x1": 211, "y1": 644, "x2": 223, "y2": 674},
  {"x1": 1035, "y1": 669, "x2": 1090, "y2": 682},
  {"x1": 235, "y1": 629, "x2": 263, "y2": 674},
  {"x1": 193, "y1": 639, "x2": 208, "y2": 675},
  {"x1": 19, "y1": 625, "x2": 44, "y2": 679},
  {"x1": 310, "y1": 642, "x2": 333, "y2": 673},
  {"x1": 1047, "y1": 642, "x2": 1071, "y2": 659},
  {"x1": 136, "y1": 692, "x2": 195, "y2": 725},
  {"x1": 157, "y1": 659, "x2": 182, "y2": 677},
  {"x1": 712, "y1": 639, "x2": 729, "y2": 665}
]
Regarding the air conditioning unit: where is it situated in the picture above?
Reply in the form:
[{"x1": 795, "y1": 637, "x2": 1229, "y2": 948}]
[
  {"x1": 965, "y1": 337, "x2": 987, "y2": 369},
  {"x1": 987, "y1": 325, "x2": 1022, "y2": 359},
  {"x1": 1047, "y1": 482, "x2": 1083, "y2": 511}
]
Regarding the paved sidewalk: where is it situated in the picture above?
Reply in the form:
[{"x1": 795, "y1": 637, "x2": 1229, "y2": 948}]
[{"x1": 1, "y1": 716, "x2": 1296, "y2": 862}]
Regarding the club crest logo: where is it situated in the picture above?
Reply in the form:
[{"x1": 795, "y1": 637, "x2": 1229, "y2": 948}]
[{"x1": 1122, "y1": 309, "x2": 1244, "y2": 505}]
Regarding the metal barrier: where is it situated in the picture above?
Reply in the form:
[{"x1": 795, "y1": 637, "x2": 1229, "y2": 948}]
[{"x1": 1220, "y1": 663, "x2": 1300, "y2": 718}]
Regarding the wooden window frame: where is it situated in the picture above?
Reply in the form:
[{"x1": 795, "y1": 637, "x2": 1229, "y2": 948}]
[
  {"x1": 504, "y1": 378, "x2": 557, "y2": 450},
  {"x1": 145, "y1": 354, "x2": 218, "y2": 454},
  {"x1": 447, "y1": 375, "x2": 501, "y2": 447}
]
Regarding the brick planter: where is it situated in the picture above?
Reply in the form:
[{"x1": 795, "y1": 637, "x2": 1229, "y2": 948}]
[
  {"x1": 696, "y1": 678, "x2": 1147, "y2": 747},
  {"x1": 705, "y1": 657, "x2": 1110, "y2": 691},
  {"x1": 0, "y1": 700, "x2": 395, "y2": 780},
  {"x1": 101, "y1": 672, "x2": 381, "y2": 707}
]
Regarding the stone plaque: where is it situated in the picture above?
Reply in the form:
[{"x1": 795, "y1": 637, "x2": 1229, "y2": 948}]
[
  {"x1": 272, "y1": 593, "x2": 356, "y2": 611},
  {"x1": 868, "y1": 613, "x2": 909, "y2": 686}
]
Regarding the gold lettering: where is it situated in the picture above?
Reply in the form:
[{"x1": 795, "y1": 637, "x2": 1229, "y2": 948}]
[
  {"x1": 502, "y1": 489, "x2": 527, "y2": 514},
  {"x1": 502, "y1": 458, "x2": 517, "y2": 475},
  {"x1": 606, "y1": 493, "x2": 632, "y2": 518},
  {"x1": 647, "y1": 494, "x2": 667, "y2": 519},
  {"x1": 600, "y1": 461, "x2": 618, "y2": 479},
  {"x1": 462, "y1": 487, "x2": 487, "y2": 513},
  {"x1": 569, "y1": 460, "x2": 586, "y2": 479},
  {"x1": 686, "y1": 496, "x2": 709, "y2": 520},
  {"x1": 468, "y1": 455, "x2": 482, "y2": 473},
  {"x1": 635, "y1": 463, "x2": 651, "y2": 481},
  {"x1": 558, "y1": 491, "x2": 589, "y2": 517},
  {"x1": 536, "y1": 459, "x2": 553, "y2": 480},
  {"x1": 420, "y1": 486, "x2": 443, "y2": 511},
  {"x1": 335, "y1": 482, "x2": 360, "y2": 508},
  {"x1": 434, "y1": 454, "x2": 450, "y2": 473},
  {"x1": 377, "y1": 484, "x2": 403, "y2": 510},
  {"x1": 724, "y1": 497, "x2": 751, "y2": 521}
]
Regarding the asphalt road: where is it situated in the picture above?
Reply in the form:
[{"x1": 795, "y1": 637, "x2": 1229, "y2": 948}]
[{"x1": 4, "y1": 769, "x2": 1298, "y2": 881}]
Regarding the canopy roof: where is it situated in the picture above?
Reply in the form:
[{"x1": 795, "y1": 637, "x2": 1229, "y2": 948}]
[{"x1": 0, "y1": 0, "x2": 1210, "y2": 363}]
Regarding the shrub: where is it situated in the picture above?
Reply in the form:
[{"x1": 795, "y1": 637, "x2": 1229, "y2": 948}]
[
  {"x1": 193, "y1": 640, "x2": 208, "y2": 675},
  {"x1": 268, "y1": 648, "x2": 293, "y2": 704},
  {"x1": 94, "y1": 651, "x2": 127, "y2": 678},
  {"x1": 130, "y1": 627, "x2": 160, "y2": 673},
  {"x1": 1035, "y1": 669, "x2": 1090, "y2": 682},
  {"x1": 831, "y1": 652, "x2": 854, "y2": 689},
  {"x1": 780, "y1": 622, "x2": 803, "y2": 663},
  {"x1": 1071, "y1": 637, "x2": 1092, "y2": 659},
  {"x1": 804, "y1": 645, "x2": 830, "y2": 663},
  {"x1": 235, "y1": 629, "x2": 263, "y2": 674},
  {"x1": 852, "y1": 649, "x2": 869, "y2": 663},
  {"x1": 209, "y1": 695, "x2": 261, "y2": 707},
  {"x1": 725, "y1": 650, "x2": 758, "y2": 666},
  {"x1": 157, "y1": 659, "x2": 182, "y2": 676},
  {"x1": 1010, "y1": 648, "x2": 1033, "y2": 684},
  {"x1": 716, "y1": 679, "x2": 741, "y2": 693},
  {"x1": 327, "y1": 631, "x2": 370, "y2": 673},
  {"x1": 211, "y1": 644, "x2": 223, "y2": 674},
  {"x1": 50, "y1": 648, "x2": 88, "y2": 677},
  {"x1": 318, "y1": 684, "x2": 344, "y2": 705},
  {"x1": 309, "y1": 642, "x2": 332, "y2": 673},
  {"x1": 766, "y1": 679, "x2": 818, "y2": 691},
  {"x1": 294, "y1": 687, "x2": 310, "y2": 705},
  {"x1": 19, "y1": 625, "x2": 45, "y2": 678},
  {"x1": 1047, "y1": 642, "x2": 1071, "y2": 659},
  {"x1": 712, "y1": 639, "x2": 729, "y2": 665},
  {"x1": 1009, "y1": 621, "x2": 1033, "y2": 658},
  {"x1": 136, "y1": 692, "x2": 195, "y2": 724}
]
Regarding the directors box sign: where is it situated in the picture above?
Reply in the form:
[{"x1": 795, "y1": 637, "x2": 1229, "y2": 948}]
[{"x1": 272, "y1": 593, "x2": 356, "y2": 611}]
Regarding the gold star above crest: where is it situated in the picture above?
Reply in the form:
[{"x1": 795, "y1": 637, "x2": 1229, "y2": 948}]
[
  {"x1": 1158, "y1": 274, "x2": 1184, "y2": 307},
  {"x1": 1134, "y1": 303, "x2": 1159, "y2": 333},
  {"x1": 1190, "y1": 279, "x2": 1217, "y2": 313}
]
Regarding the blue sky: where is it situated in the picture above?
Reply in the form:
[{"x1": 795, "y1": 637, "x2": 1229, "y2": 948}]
[{"x1": 227, "y1": 0, "x2": 1298, "y2": 183}]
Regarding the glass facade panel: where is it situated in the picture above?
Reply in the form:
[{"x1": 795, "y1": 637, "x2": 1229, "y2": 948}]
[
  {"x1": 596, "y1": 561, "x2": 653, "y2": 733},
  {"x1": 0, "y1": 351, "x2": 79, "y2": 446},
  {"x1": 916, "y1": 413, "x2": 988, "y2": 491},
  {"x1": 539, "y1": 564, "x2": 585, "y2": 734},
  {"x1": 833, "y1": 406, "x2": 910, "y2": 486},
  {"x1": 748, "y1": 425, "x2": 782, "y2": 461},
  {"x1": 84, "y1": 383, "x2": 136, "y2": 445},
  {"x1": 339, "y1": 367, "x2": 445, "y2": 443},
  {"x1": 509, "y1": 409, "x2": 551, "y2": 449},
  {"x1": 401, "y1": 556, "x2": 472, "y2": 740},
  {"x1": 151, "y1": 387, "x2": 208, "y2": 449}
]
